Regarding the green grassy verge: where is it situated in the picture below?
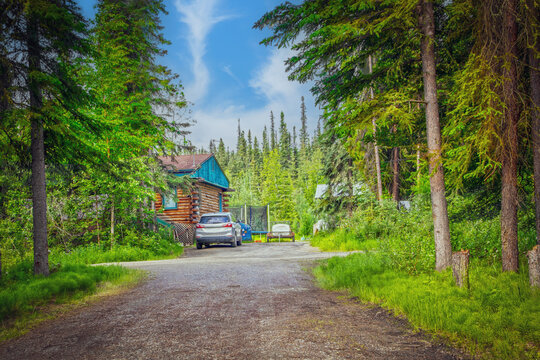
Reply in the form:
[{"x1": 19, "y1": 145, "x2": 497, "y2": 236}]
[
  {"x1": 0, "y1": 234, "x2": 184, "y2": 341},
  {"x1": 313, "y1": 252, "x2": 540, "y2": 359},
  {"x1": 311, "y1": 229, "x2": 378, "y2": 251},
  {"x1": 0, "y1": 263, "x2": 145, "y2": 341},
  {"x1": 50, "y1": 242, "x2": 184, "y2": 265}
]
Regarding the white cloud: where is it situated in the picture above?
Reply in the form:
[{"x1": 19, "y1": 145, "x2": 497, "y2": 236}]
[
  {"x1": 223, "y1": 65, "x2": 243, "y2": 86},
  {"x1": 174, "y1": 0, "x2": 231, "y2": 103},
  {"x1": 190, "y1": 47, "x2": 321, "y2": 149},
  {"x1": 249, "y1": 48, "x2": 303, "y2": 104}
]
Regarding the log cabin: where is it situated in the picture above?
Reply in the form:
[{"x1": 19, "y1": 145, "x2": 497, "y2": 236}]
[{"x1": 155, "y1": 154, "x2": 233, "y2": 242}]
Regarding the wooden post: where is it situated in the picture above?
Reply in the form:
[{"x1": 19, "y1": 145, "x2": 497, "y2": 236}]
[
  {"x1": 452, "y1": 250, "x2": 470, "y2": 289},
  {"x1": 528, "y1": 245, "x2": 540, "y2": 288}
]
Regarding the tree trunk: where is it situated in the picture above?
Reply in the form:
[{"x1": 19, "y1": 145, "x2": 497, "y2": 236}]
[
  {"x1": 452, "y1": 250, "x2": 470, "y2": 289},
  {"x1": 391, "y1": 124, "x2": 400, "y2": 202},
  {"x1": 528, "y1": 245, "x2": 540, "y2": 287},
  {"x1": 500, "y1": 0, "x2": 520, "y2": 272},
  {"x1": 27, "y1": 10, "x2": 49, "y2": 276},
  {"x1": 416, "y1": 103, "x2": 422, "y2": 188},
  {"x1": 94, "y1": 195, "x2": 100, "y2": 244},
  {"x1": 110, "y1": 199, "x2": 115, "y2": 249},
  {"x1": 391, "y1": 146, "x2": 400, "y2": 202},
  {"x1": 419, "y1": 0, "x2": 452, "y2": 271},
  {"x1": 416, "y1": 144, "x2": 421, "y2": 187},
  {"x1": 347, "y1": 158, "x2": 354, "y2": 216},
  {"x1": 0, "y1": 41, "x2": 12, "y2": 280},
  {"x1": 529, "y1": 20, "x2": 540, "y2": 245},
  {"x1": 368, "y1": 55, "x2": 384, "y2": 201}
]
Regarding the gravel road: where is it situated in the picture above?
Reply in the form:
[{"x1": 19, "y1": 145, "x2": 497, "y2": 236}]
[{"x1": 0, "y1": 242, "x2": 466, "y2": 359}]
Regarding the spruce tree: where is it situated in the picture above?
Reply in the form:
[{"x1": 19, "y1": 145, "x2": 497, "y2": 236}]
[
  {"x1": 262, "y1": 126, "x2": 270, "y2": 154},
  {"x1": 253, "y1": 136, "x2": 261, "y2": 165},
  {"x1": 300, "y1": 96, "x2": 308, "y2": 150},
  {"x1": 93, "y1": 0, "x2": 188, "y2": 243},
  {"x1": 2, "y1": 0, "x2": 93, "y2": 275},
  {"x1": 279, "y1": 111, "x2": 291, "y2": 168},
  {"x1": 256, "y1": 0, "x2": 453, "y2": 270},
  {"x1": 216, "y1": 138, "x2": 227, "y2": 166},
  {"x1": 247, "y1": 130, "x2": 253, "y2": 163},
  {"x1": 270, "y1": 111, "x2": 276, "y2": 150}
]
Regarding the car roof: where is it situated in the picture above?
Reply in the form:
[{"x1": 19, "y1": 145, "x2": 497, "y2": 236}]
[{"x1": 200, "y1": 212, "x2": 231, "y2": 217}]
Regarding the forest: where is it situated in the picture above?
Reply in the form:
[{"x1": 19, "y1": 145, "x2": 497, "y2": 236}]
[{"x1": 0, "y1": 0, "x2": 539, "y2": 358}]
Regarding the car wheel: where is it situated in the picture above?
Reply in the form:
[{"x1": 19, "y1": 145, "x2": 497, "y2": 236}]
[
  {"x1": 231, "y1": 235, "x2": 237, "y2": 247},
  {"x1": 237, "y1": 238, "x2": 242, "y2": 246},
  {"x1": 196, "y1": 242, "x2": 202, "y2": 249}
]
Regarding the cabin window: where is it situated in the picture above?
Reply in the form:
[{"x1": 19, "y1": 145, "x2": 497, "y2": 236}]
[{"x1": 163, "y1": 188, "x2": 177, "y2": 210}]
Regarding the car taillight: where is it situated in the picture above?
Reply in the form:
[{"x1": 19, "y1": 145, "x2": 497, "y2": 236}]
[
  {"x1": 223, "y1": 223, "x2": 232, "y2": 228},
  {"x1": 196, "y1": 224, "x2": 204, "y2": 228}
]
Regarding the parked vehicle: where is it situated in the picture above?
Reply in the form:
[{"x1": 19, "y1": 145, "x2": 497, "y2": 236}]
[
  {"x1": 195, "y1": 212, "x2": 242, "y2": 249},
  {"x1": 239, "y1": 222, "x2": 252, "y2": 241},
  {"x1": 266, "y1": 223, "x2": 295, "y2": 242}
]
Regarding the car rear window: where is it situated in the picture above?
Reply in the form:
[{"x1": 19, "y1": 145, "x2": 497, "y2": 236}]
[
  {"x1": 272, "y1": 224, "x2": 291, "y2": 232},
  {"x1": 200, "y1": 215, "x2": 230, "y2": 224}
]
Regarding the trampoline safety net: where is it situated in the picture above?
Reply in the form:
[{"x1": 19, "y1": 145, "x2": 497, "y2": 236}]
[{"x1": 229, "y1": 205, "x2": 268, "y2": 233}]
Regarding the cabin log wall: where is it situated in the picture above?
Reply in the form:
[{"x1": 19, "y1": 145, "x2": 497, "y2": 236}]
[{"x1": 155, "y1": 182, "x2": 229, "y2": 224}]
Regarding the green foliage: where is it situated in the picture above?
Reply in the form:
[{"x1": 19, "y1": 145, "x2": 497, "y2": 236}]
[
  {"x1": 50, "y1": 236, "x2": 183, "y2": 265},
  {"x1": 314, "y1": 253, "x2": 540, "y2": 359},
  {"x1": 311, "y1": 194, "x2": 536, "y2": 274}
]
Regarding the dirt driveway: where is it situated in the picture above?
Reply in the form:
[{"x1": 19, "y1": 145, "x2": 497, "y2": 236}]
[{"x1": 0, "y1": 242, "x2": 466, "y2": 359}]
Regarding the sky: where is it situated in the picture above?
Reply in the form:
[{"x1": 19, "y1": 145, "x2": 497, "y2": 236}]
[{"x1": 78, "y1": 0, "x2": 321, "y2": 149}]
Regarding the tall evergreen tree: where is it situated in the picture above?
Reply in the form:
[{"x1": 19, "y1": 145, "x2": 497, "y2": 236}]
[
  {"x1": 270, "y1": 111, "x2": 276, "y2": 150},
  {"x1": 445, "y1": 0, "x2": 537, "y2": 270},
  {"x1": 93, "y1": 0, "x2": 187, "y2": 243},
  {"x1": 256, "y1": 0, "x2": 453, "y2": 270},
  {"x1": 2, "y1": 0, "x2": 93, "y2": 275},
  {"x1": 262, "y1": 125, "x2": 270, "y2": 154},
  {"x1": 236, "y1": 119, "x2": 242, "y2": 153},
  {"x1": 253, "y1": 136, "x2": 261, "y2": 165},
  {"x1": 279, "y1": 111, "x2": 291, "y2": 168},
  {"x1": 418, "y1": 0, "x2": 452, "y2": 270},
  {"x1": 300, "y1": 96, "x2": 309, "y2": 150},
  {"x1": 528, "y1": 0, "x2": 540, "y2": 244},
  {"x1": 247, "y1": 130, "x2": 253, "y2": 162},
  {"x1": 291, "y1": 125, "x2": 298, "y2": 178},
  {"x1": 216, "y1": 138, "x2": 227, "y2": 166}
]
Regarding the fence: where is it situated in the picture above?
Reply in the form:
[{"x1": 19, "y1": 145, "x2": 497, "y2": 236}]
[
  {"x1": 229, "y1": 205, "x2": 269, "y2": 234},
  {"x1": 156, "y1": 216, "x2": 195, "y2": 245}
]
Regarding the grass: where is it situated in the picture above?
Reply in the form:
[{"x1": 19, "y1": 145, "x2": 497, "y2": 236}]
[
  {"x1": 50, "y1": 242, "x2": 184, "y2": 265},
  {"x1": 313, "y1": 252, "x2": 540, "y2": 359},
  {"x1": 0, "y1": 233, "x2": 184, "y2": 342},
  {"x1": 311, "y1": 229, "x2": 378, "y2": 252},
  {"x1": 0, "y1": 263, "x2": 145, "y2": 341}
]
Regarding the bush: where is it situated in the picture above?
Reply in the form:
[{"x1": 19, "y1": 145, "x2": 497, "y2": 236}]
[{"x1": 311, "y1": 194, "x2": 536, "y2": 274}]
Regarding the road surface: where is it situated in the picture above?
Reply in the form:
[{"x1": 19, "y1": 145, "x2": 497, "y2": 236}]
[{"x1": 0, "y1": 242, "x2": 465, "y2": 359}]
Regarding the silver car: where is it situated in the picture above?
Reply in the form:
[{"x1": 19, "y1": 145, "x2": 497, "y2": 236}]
[{"x1": 195, "y1": 212, "x2": 242, "y2": 249}]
